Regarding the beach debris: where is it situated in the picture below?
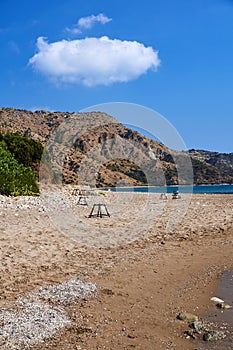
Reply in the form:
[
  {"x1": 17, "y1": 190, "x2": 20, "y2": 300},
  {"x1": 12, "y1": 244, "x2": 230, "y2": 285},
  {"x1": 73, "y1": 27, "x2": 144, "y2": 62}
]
[
  {"x1": 210, "y1": 296, "x2": 232, "y2": 309},
  {"x1": 203, "y1": 330, "x2": 226, "y2": 341},
  {"x1": 177, "y1": 312, "x2": 198, "y2": 322},
  {"x1": 160, "y1": 193, "x2": 167, "y2": 200},
  {"x1": 172, "y1": 191, "x2": 181, "y2": 199},
  {"x1": 98, "y1": 190, "x2": 106, "y2": 196},
  {"x1": 210, "y1": 296, "x2": 225, "y2": 303}
]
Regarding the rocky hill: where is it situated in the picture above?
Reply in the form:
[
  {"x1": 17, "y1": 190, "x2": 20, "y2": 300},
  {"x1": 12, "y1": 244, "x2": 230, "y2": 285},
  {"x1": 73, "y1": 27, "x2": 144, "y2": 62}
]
[
  {"x1": 189, "y1": 149, "x2": 233, "y2": 175},
  {"x1": 0, "y1": 107, "x2": 232, "y2": 187}
]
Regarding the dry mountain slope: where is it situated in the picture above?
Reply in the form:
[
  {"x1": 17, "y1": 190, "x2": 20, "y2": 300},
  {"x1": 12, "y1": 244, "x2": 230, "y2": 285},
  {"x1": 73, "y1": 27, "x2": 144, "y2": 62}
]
[{"x1": 0, "y1": 107, "x2": 232, "y2": 186}]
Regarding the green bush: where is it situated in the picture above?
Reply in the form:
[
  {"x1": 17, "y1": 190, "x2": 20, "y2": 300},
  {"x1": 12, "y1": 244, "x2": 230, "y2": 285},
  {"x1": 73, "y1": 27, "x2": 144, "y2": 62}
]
[
  {"x1": 3, "y1": 132, "x2": 44, "y2": 168},
  {"x1": 0, "y1": 141, "x2": 39, "y2": 196}
]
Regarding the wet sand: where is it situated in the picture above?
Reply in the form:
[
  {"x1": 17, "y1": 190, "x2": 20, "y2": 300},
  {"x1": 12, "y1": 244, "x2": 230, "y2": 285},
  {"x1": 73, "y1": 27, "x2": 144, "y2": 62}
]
[
  {"x1": 202, "y1": 270, "x2": 233, "y2": 350},
  {"x1": 0, "y1": 192, "x2": 232, "y2": 349}
]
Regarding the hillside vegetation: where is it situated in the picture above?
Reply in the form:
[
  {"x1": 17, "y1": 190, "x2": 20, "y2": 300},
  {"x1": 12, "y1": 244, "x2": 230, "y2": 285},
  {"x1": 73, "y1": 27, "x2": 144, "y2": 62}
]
[{"x1": 0, "y1": 132, "x2": 42, "y2": 195}]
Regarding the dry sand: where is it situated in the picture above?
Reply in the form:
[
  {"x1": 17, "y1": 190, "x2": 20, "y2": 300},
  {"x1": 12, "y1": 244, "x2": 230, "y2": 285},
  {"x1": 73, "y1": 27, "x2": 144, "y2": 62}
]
[{"x1": 0, "y1": 192, "x2": 232, "y2": 349}]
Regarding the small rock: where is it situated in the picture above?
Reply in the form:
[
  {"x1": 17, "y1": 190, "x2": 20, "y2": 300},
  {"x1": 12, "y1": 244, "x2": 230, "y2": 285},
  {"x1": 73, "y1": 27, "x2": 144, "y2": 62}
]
[
  {"x1": 203, "y1": 330, "x2": 226, "y2": 341},
  {"x1": 177, "y1": 312, "x2": 198, "y2": 322},
  {"x1": 216, "y1": 302, "x2": 232, "y2": 310},
  {"x1": 127, "y1": 334, "x2": 135, "y2": 339},
  {"x1": 101, "y1": 288, "x2": 114, "y2": 295},
  {"x1": 188, "y1": 321, "x2": 207, "y2": 334},
  {"x1": 184, "y1": 330, "x2": 196, "y2": 339}
]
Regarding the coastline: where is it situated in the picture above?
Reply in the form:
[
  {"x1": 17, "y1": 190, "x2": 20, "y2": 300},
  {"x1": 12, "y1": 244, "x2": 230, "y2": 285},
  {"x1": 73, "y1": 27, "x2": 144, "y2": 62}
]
[
  {"x1": 0, "y1": 192, "x2": 232, "y2": 349},
  {"x1": 105, "y1": 184, "x2": 233, "y2": 195},
  {"x1": 80, "y1": 235, "x2": 233, "y2": 350}
]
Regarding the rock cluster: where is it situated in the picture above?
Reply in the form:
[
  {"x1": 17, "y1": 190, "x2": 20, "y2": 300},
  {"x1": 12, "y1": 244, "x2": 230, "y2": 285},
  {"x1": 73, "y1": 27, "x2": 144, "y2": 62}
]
[{"x1": 177, "y1": 312, "x2": 227, "y2": 343}]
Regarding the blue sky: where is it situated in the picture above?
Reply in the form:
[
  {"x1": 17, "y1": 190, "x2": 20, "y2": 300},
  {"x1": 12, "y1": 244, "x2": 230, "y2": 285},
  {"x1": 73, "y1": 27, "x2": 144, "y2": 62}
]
[{"x1": 0, "y1": 0, "x2": 233, "y2": 152}]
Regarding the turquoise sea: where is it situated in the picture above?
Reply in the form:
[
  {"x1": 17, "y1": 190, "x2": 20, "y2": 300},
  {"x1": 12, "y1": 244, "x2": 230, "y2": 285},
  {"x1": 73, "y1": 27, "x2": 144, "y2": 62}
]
[{"x1": 109, "y1": 184, "x2": 233, "y2": 194}]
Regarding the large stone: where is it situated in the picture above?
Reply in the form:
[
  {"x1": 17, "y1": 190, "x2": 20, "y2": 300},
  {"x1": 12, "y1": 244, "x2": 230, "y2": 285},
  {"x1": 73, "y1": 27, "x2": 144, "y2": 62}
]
[{"x1": 177, "y1": 312, "x2": 198, "y2": 322}]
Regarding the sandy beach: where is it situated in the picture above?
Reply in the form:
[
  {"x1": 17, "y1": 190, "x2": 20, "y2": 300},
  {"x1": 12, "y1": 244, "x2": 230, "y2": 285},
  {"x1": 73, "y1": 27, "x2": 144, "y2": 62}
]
[{"x1": 0, "y1": 191, "x2": 232, "y2": 349}]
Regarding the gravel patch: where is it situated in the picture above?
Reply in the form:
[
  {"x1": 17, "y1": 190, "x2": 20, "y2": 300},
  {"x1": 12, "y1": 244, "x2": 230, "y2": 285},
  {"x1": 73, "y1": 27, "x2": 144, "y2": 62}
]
[
  {"x1": 28, "y1": 278, "x2": 98, "y2": 305},
  {"x1": 0, "y1": 278, "x2": 97, "y2": 349},
  {"x1": 0, "y1": 301, "x2": 70, "y2": 349}
]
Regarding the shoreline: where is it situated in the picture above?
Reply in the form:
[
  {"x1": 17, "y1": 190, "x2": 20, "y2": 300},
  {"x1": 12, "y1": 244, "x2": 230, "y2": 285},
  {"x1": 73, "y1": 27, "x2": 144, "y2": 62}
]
[
  {"x1": 29, "y1": 233, "x2": 232, "y2": 350},
  {"x1": 101, "y1": 184, "x2": 233, "y2": 195},
  {"x1": 83, "y1": 236, "x2": 233, "y2": 350}
]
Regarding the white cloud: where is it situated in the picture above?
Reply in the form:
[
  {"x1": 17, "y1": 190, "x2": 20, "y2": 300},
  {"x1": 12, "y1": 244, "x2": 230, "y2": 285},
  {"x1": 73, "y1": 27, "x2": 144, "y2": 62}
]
[
  {"x1": 66, "y1": 13, "x2": 112, "y2": 35},
  {"x1": 65, "y1": 27, "x2": 82, "y2": 35},
  {"x1": 78, "y1": 13, "x2": 112, "y2": 29},
  {"x1": 29, "y1": 36, "x2": 160, "y2": 87}
]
